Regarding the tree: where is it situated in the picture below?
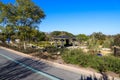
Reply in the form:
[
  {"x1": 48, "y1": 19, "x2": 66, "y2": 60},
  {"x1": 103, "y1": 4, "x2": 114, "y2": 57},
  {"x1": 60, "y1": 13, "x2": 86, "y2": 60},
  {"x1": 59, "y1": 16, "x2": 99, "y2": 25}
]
[
  {"x1": 102, "y1": 36, "x2": 114, "y2": 48},
  {"x1": 37, "y1": 31, "x2": 46, "y2": 41},
  {"x1": 0, "y1": 26, "x2": 6, "y2": 42},
  {"x1": 0, "y1": 0, "x2": 45, "y2": 49},
  {"x1": 0, "y1": 2, "x2": 4, "y2": 23},
  {"x1": 76, "y1": 34, "x2": 89, "y2": 44},
  {"x1": 87, "y1": 35, "x2": 100, "y2": 54},
  {"x1": 90, "y1": 32, "x2": 106, "y2": 45},
  {"x1": 6, "y1": 25, "x2": 15, "y2": 38},
  {"x1": 50, "y1": 31, "x2": 74, "y2": 37},
  {"x1": 114, "y1": 34, "x2": 120, "y2": 47},
  {"x1": 90, "y1": 32, "x2": 106, "y2": 40},
  {"x1": 0, "y1": 0, "x2": 45, "y2": 25}
]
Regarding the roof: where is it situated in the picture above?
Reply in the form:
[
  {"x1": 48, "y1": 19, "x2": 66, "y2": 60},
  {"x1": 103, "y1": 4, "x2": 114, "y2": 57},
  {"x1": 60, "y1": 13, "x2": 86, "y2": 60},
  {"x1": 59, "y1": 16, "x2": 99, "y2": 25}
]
[{"x1": 53, "y1": 35, "x2": 76, "y2": 40}]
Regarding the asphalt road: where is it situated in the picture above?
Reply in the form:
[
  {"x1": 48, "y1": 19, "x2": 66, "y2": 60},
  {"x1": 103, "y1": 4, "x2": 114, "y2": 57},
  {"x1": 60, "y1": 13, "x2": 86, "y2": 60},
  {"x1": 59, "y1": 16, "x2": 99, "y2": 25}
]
[{"x1": 0, "y1": 48, "x2": 87, "y2": 80}]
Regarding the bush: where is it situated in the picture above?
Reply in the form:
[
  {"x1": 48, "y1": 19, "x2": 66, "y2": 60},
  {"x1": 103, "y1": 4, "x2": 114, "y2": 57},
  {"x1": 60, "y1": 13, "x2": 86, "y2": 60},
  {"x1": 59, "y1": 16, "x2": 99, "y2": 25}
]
[
  {"x1": 0, "y1": 43, "x2": 39, "y2": 54},
  {"x1": 32, "y1": 41, "x2": 51, "y2": 47},
  {"x1": 62, "y1": 49, "x2": 120, "y2": 74},
  {"x1": 45, "y1": 46, "x2": 67, "y2": 55},
  {"x1": 114, "y1": 34, "x2": 120, "y2": 47}
]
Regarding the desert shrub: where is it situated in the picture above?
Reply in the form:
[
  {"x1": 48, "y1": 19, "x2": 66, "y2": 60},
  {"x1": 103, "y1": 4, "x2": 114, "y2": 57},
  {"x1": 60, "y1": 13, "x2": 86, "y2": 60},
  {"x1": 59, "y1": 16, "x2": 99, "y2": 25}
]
[
  {"x1": 114, "y1": 34, "x2": 120, "y2": 47},
  {"x1": 45, "y1": 46, "x2": 67, "y2": 55},
  {"x1": 32, "y1": 41, "x2": 51, "y2": 47},
  {"x1": 0, "y1": 43, "x2": 39, "y2": 54},
  {"x1": 62, "y1": 49, "x2": 120, "y2": 74}
]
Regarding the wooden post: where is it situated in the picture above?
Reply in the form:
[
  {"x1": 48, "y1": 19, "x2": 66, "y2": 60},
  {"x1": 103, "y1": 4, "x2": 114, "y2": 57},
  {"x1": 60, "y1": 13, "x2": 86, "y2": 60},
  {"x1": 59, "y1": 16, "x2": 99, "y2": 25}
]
[
  {"x1": 54, "y1": 39, "x2": 58, "y2": 47},
  {"x1": 61, "y1": 39, "x2": 64, "y2": 47}
]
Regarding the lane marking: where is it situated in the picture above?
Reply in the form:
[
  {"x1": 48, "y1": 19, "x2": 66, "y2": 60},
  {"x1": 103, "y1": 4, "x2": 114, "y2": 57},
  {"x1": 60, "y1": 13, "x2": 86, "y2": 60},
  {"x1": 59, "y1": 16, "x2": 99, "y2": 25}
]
[{"x1": 0, "y1": 53, "x2": 60, "y2": 80}]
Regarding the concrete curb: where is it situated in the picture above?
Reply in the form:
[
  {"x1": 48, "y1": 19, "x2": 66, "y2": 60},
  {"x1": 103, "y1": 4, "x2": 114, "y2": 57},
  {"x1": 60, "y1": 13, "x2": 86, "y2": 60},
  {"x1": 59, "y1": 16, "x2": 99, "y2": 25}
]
[{"x1": 0, "y1": 46, "x2": 119, "y2": 80}]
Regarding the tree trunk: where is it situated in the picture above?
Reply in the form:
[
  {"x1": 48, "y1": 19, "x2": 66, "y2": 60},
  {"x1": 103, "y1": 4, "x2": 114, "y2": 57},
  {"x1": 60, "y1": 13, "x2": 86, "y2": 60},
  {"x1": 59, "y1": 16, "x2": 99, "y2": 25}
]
[{"x1": 23, "y1": 41, "x2": 26, "y2": 50}]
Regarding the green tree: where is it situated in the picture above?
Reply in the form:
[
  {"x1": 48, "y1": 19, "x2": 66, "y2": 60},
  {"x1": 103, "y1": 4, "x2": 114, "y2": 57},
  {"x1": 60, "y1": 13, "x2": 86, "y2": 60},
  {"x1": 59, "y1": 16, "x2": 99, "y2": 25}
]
[
  {"x1": 102, "y1": 36, "x2": 114, "y2": 48},
  {"x1": 91, "y1": 32, "x2": 106, "y2": 40},
  {"x1": 0, "y1": 26, "x2": 6, "y2": 42},
  {"x1": 37, "y1": 31, "x2": 46, "y2": 41},
  {"x1": 76, "y1": 34, "x2": 89, "y2": 44},
  {"x1": 0, "y1": 25, "x2": 15, "y2": 42},
  {"x1": 114, "y1": 34, "x2": 120, "y2": 47},
  {"x1": 87, "y1": 35, "x2": 100, "y2": 54},
  {"x1": 0, "y1": 2, "x2": 4, "y2": 23},
  {"x1": 50, "y1": 31, "x2": 74, "y2": 37},
  {"x1": 0, "y1": 0, "x2": 45, "y2": 49},
  {"x1": 90, "y1": 32, "x2": 106, "y2": 45},
  {"x1": 6, "y1": 25, "x2": 15, "y2": 38},
  {"x1": 50, "y1": 31, "x2": 61, "y2": 37}
]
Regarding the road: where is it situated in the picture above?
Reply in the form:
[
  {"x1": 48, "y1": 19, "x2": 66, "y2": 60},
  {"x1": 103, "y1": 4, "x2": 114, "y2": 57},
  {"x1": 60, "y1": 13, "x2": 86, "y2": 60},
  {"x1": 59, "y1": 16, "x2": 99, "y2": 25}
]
[{"x1": 0, "y1": 48, "x2": 87, "y2": 80}]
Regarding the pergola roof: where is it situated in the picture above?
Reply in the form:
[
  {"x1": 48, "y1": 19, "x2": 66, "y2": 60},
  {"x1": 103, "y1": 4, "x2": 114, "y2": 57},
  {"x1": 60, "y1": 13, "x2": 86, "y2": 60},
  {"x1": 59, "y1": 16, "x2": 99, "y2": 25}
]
[{"x1": 53, "y1": 35, "x2": 76, "y2": 40}]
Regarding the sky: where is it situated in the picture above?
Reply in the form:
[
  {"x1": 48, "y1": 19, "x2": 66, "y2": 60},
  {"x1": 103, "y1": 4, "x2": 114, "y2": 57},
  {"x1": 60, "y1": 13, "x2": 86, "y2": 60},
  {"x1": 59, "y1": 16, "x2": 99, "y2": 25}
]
[{"x1": 1, "y1": 0, "x2": 120, "y2": 35}]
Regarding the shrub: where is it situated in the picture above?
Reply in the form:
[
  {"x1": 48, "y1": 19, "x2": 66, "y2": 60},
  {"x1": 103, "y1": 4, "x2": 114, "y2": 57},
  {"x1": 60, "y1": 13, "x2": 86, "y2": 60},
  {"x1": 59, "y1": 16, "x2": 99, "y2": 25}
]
[
  {"x1": 62, "y1": 49, "x2": 120, "y2": 74},
  {"x1": 0, "y1": 43, "x2": 39, "y2": 54},
  {"x1": 45, "y1": 46, "x2": 67, "y2": 55},
  {"x1": 114, "y1": 34, "x2": 120, "y2": 47}
]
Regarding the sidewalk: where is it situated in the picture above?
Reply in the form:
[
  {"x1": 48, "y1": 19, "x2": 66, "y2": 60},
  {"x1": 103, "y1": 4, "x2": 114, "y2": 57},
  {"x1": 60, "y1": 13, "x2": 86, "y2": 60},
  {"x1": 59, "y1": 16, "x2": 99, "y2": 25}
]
[{"x1": 0, "y1": 46, "x2": 119, "y2": 80}]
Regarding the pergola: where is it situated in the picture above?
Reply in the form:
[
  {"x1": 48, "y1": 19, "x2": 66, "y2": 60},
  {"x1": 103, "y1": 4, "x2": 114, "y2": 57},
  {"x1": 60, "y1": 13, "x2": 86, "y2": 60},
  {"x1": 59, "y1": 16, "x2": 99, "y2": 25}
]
[{"x1": 52, "y1": 35, "x2": 76, "y2": 47}]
